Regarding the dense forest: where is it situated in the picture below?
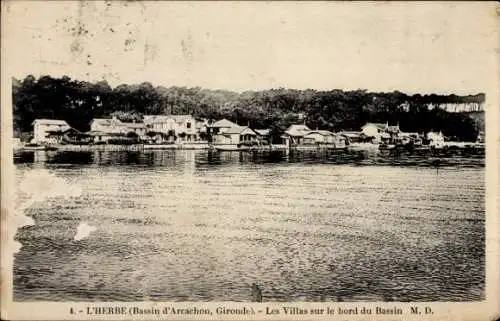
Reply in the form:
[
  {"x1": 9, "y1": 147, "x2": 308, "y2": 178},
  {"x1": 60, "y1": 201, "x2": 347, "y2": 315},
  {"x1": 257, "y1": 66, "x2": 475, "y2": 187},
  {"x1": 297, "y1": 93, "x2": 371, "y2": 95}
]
[{"x1": 12, "y1": 75, "x2": 485, "y2": 142}]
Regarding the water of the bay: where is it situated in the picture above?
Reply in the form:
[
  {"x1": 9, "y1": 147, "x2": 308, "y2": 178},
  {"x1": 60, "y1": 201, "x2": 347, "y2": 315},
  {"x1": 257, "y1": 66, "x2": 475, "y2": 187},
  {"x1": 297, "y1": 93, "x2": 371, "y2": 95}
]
[{"x1": 12, "y1": 149, "x2": 485, "y2": 302}]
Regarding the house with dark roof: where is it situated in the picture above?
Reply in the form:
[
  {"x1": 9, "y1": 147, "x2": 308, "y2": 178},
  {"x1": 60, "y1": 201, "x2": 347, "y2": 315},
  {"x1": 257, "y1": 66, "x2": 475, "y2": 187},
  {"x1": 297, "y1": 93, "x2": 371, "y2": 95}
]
[
  {"x1": 254, "y1": 129, "x2": 270, "y2": 137},
  {"x1": 281, "y1": 124, "x2": 311, "y2": 146},
  {"x1": 91, "y1": 117, "x2": 146, "y2": 135},
  {"x1": 398, "y1": 131, "x2": 423, "y2": 146},
  {"x1": 303, "y1": 130, "x2": 334, "y2": 144},
  {"x1": 338, "y1": 131, "x2": 368, "y2": 143},
  {"x1": 302, "y1": 130, "x2": 347, "y2": 148},
  {"x1": 89, "y1": 116, "x2": 146, "y2": 142},
  {"x1": 46, "y1": 127, "x2": 91, "y2": 144},
  {"x1": 86, "y1": 130, "x2": 128, "y2": 143}
]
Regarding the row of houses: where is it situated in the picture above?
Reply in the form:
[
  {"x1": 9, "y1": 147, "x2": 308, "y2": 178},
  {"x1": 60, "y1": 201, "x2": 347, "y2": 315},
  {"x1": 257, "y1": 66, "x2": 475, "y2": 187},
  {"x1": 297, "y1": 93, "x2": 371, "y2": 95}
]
[
  {"x1": 31, "y1": 115, "x2": 208, "y2": 145},
  {"x1": 358, "y1": 122, "x2": 485, "y2": 146},
  {"x1": 280, "y1": 124, "x2": 347, "y2": 148},
  {"x1": 30, "y1": 115, "x2": 273, "y2": 146},
  {"x1": 29, "y1": 116, "x2": 468, "y2": 148},
  {"x1": 277, "y1": 122, "x2": 453, "y2": 148},
  {"x1": 31, "y1": 116, "x2": 349, "y2": 148},
  {"x1": 360, "y1": 122, "x2": 423, "y2": 145}
]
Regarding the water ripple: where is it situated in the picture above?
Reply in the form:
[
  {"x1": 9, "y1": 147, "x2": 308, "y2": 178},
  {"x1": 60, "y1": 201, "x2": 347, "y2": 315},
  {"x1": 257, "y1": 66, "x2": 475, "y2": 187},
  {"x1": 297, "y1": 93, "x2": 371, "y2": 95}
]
[{"x1": 13, "y1": 150, "x2": 484, "y2": 302}]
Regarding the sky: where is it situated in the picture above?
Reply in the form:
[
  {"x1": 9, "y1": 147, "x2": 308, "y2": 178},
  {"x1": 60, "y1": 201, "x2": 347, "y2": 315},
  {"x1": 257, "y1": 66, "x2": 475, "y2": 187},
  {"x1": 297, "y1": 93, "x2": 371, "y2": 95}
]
[{"x1": 2, "y1": 1, "x2": 497, "y2": 94}]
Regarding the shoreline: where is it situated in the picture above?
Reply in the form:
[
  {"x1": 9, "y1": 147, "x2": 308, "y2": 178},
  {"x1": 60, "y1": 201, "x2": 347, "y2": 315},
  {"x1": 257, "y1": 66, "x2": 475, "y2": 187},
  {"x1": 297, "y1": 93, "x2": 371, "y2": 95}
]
[
  {"x1": 12, "y1": 142, "x2": 485, "y2": 153},
  {"x1": 13, "y1": 143, "x2": 348, "y2": 152}
]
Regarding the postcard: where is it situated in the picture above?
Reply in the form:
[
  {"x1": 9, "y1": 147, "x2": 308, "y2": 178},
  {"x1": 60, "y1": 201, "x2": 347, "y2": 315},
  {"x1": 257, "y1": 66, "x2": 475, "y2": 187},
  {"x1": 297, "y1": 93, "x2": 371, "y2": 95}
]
[{"x1": 1, "y1": 1, "x2": 499, "y2": 320}]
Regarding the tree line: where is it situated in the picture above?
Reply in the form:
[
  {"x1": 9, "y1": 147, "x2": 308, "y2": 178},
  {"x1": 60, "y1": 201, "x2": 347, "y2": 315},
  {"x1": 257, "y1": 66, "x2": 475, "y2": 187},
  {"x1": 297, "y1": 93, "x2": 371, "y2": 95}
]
[{"x1": 12, "y1": 75, "x2": 484, "y2": 142}]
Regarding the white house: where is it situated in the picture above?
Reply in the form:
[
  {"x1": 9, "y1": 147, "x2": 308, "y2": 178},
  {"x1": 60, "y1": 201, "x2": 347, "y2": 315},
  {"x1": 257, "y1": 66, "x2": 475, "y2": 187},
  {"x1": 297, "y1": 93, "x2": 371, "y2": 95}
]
[
  {"x1": 143, "y1": 115, "x2": 206, "y2": 142},
  {"x1": 207, "y1": 118, "x2": 239, "y2": 135},
  {"x1": 361, "y1": 122, "x2": 388, "y2": 143},
  {"x1": 303, "y1": 130, "x2": 335, "y2": 144},
  {"x1": 32, "y1": 119, "x2": 70, "y2": 144},
  {"x1": 303, "y1": 130, "x2": 347, "y2": 148},
  {"x1": 339, "y1": 131, "x2": 365, "y2": 143},
  {"x1": 213, "y1": 125, "x2": 258, "y2": 145},
  {"x1": 281, "y1": 124, "x2": 311, "y2": 146},
  {"x1": 90, "y1": 117, "x2": 123, "y2": 133}
]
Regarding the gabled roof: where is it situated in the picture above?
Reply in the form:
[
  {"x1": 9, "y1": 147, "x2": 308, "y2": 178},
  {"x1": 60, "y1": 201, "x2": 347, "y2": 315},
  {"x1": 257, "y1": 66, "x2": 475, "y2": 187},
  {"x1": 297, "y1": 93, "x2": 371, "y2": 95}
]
[
  {"x1": 339, "y1": 131, "x2": 362, "y2": 136},
  {"x1": 211, "y1": 118, "x2": 238, "y2": 128},
  {"x1": 254, "y1": 129, "x2": 270, "y2": 136},
  {"x1": 86, "y1": 131, "x2": 127, "y2": 137},
  {"x1": 62, "y1": 127, "x2": 84, "y2": 134},
  {"x1": 122, "y1": 122, "x2": 146, "y2": 129},
  {"x1": 92, "y1": 118, "x2": 123, "y2": 126},
  {"x1": 92, "y1": 118, "x2": 145, "y2": 129},
  {"x1": 32, "y1": 119, "x2": 69, "y2": 126},
  {"x1": 223, "y1": 126, "x2": 257, "y2": 135},
  {"x1": 284, "y1": 124, "x2": 311, "y2": 137},
  {"x1": 305, "y1": 130, "x2": 334, "y2": 136},
  {"x1": 46, "y1": 127, "x2": 89, "y2": 137}
]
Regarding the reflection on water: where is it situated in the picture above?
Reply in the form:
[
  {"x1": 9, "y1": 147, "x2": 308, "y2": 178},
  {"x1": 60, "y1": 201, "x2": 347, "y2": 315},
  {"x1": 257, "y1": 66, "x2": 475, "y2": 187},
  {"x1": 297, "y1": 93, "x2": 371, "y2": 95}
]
[
  {"x1": 14, "y1": 148, "x2": 485, "y2": 168},
  {"x1": 13, "y1": 150, "x2": 484, "y2": 302}
]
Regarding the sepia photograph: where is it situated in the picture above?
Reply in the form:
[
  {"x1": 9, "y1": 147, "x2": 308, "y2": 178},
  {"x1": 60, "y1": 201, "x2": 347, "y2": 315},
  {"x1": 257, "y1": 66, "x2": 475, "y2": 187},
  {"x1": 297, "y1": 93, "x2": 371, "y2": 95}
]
[{"x1": 1, "y1": 1, "x2": 499, "y2": 320}]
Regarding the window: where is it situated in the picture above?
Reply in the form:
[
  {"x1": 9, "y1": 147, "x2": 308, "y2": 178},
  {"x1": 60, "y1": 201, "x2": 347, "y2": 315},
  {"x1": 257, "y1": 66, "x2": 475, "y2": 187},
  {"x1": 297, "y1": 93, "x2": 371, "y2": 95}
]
[{"x1": 187, "y1": 122, "x2": 191, "y2": 129}]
